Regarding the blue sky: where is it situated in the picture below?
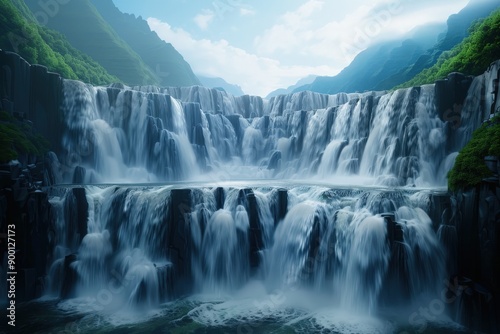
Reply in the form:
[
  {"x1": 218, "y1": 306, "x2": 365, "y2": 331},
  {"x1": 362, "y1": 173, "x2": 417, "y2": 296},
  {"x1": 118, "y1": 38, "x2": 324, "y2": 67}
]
[{"x1": 112, "y1": 0, "x2": 469, "y2": 96}]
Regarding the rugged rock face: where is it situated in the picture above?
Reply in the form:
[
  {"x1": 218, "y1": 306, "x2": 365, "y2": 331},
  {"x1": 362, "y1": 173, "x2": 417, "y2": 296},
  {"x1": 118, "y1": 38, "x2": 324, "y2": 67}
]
[
  {"x1": 0, "y1": 51, "x2": 65, "y2": 302},
  {"x1": 0, "y1": 50, "x2": 63, "y2": 153},
  {"x1": 0, "y1": 189, "x2": 51, "y2": 301},
  {"x1": 435, "y1": 72, "x2": 474, "y2": 122},
  {"x1": 451, "y1": 179, "x2": 500, "y2": 333}
]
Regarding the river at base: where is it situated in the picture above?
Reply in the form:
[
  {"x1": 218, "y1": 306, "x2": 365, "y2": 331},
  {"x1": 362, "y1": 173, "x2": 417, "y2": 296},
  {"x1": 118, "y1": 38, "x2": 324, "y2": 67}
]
[{"x1": 10, "y1": 280, "x2": 469, "y2": 334}]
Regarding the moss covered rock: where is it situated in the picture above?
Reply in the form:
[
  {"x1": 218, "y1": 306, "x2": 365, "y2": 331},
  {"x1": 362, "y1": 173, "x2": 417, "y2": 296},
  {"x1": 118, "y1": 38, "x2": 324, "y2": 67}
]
[{"x1": 448, "y1": 115, "x2": 500, "y2": 190}]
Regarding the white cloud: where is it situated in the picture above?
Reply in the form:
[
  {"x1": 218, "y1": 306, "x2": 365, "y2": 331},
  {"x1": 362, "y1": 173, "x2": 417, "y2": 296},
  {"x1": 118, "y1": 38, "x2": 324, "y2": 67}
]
[
  {"x1": 254, "y1": 0, "x2": 324, "y2": 56},
  {"x1": 147, "y1": 18, "x2": 338, "y2": 97},
  {"x1": 240, "y1": 8, "x2": 256, "y2": 16},
  {"x1": 254, "y1": 0, "x2": 468, "y2": 65},
  {"x1": 147, "y1": 0, "x2": 469, "y2": 97},
  {"x1": 194, "y1": 10, "x2": 214, "y2": 30}
]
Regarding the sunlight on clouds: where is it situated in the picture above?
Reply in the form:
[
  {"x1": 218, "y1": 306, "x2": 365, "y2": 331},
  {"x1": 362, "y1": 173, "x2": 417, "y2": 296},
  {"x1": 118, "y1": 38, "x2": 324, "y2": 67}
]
[
  {"x1": 281, "y1": 0, "x2": 324, "y2": 25},
  {"x1": 253, "y1": 0, "x2": 468, "y2": 67},
  {"x1": 254, "y1": 0, "x2": 324, "y2": 55},
  {"x1": 148, "y1": 18, "x2": 338, "y2": 96},
  {"x1": 194, "y1": 10, "x2": 215, "y2": 30}
]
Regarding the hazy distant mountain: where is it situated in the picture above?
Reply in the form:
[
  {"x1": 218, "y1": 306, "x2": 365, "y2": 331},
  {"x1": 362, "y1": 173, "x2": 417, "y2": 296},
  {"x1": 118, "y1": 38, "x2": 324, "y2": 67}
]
[
  {"x1": 296, "y1": 0, "x2": 500, "y2": 94},
  {"x1": 198, "y1": 75, "x2": 245, "y2": 96},
  {"x1": 266, "y1": 75, "x2": 318, "y2": 98},
  {"x1": 295, "y1": 24, "x2": 445, "y2": 94}
]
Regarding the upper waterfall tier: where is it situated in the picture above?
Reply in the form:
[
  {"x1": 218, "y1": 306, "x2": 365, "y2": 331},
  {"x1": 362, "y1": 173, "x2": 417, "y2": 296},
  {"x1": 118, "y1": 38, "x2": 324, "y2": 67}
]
[{"x1": 57, "y1": 62, "x2": 499, "y2": 186}]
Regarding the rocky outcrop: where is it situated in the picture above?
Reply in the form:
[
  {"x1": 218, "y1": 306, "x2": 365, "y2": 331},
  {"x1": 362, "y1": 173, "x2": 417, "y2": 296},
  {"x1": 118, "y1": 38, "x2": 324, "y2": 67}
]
[
  {"x1": 0, "y1": 48, "x2": 65, "y2": 295},
  {"x1": 451, "y1": 178, "x2": 500, "y2": 333},
  {"x1": 435, "y1": 72, "x2": 474, "y2": 124},
  {"x1": 0, "y1": 50, "x2": 63, "y2": 153},
  {"x1": 0, "y1": 188, "x2": 52, "y2": 301}
]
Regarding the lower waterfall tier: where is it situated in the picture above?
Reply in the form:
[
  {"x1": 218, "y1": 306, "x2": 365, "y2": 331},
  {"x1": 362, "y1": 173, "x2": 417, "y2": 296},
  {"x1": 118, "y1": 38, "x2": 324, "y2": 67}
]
[{"x1": 46, "y1": 185, "x2": 447, "y2": 313}]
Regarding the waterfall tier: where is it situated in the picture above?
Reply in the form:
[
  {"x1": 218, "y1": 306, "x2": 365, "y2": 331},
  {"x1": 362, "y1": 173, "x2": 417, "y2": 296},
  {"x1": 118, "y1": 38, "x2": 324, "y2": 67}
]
[
  {"x1": 57, "y1": 62, "x2": 498, "y2": 187},
  {"x1": 47, "y1": 184, "x2": 446, "y2": 317}
]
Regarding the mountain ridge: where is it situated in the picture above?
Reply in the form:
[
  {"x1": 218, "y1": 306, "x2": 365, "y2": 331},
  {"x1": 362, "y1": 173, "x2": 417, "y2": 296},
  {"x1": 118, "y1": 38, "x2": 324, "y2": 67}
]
[
  {"x1": 21, "y1": 0, "x2": 200, "y2": 87},
  {"x1": 294, "y1": 0, "x2": 500, "y2": 95},
  {"x1": 92, "y1": 0, "x2": 200, "y2": 87},
  {"x1": 24, "y1": 0, "x2": 159, "y2": 86}
]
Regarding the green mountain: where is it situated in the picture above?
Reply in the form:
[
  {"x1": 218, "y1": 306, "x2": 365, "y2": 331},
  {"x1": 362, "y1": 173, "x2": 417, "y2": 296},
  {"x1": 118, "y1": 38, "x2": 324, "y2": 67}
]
[
  {"x1": 398, "y1": 7, "x2": 500, "y2": 88},
  {"x1": 0, "y1": 0, "x2": 118, "y2": 84},
  {"x1": 91, "y1": 0, "x2": 200, "y2": 87},
  {"x1": 295, "y1": 0, "x2": 500, "y2": 94},
  {"x1": 24, "y1": 0, "x2": 159, "y2": 86}
]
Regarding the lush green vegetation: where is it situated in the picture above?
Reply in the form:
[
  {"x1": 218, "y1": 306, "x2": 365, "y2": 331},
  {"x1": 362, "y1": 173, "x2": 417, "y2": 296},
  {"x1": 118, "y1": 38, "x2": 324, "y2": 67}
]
[
  {"x1": 397, "y1": 9, "x2": 500, "y2": 89},
  {"x1": 38, "y1": 28, "x2": 120, "y2": 84},
  {"x1": 0, "y1": 0, "x2": 118, "y2": 85},
  {"x1": 0, "y1": 111, "x2": 49, "y2": 163},
  {"x1": 448, "y1": 115, "x2": 500, "y2": 191},
  {"x1": 92, "y1": 0, "x2": 200, "y2": 87},
  {"x1": 24, "y1": 0, "x2": 159, "y2": 86}
]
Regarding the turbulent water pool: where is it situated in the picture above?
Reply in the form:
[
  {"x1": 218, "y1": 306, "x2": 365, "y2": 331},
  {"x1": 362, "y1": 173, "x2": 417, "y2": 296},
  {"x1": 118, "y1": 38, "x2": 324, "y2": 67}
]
[
  {"x1": 1, "y1": 182, "x2": 470, "y2": 334},
  {"x1": 13, "y1": 295, "x2": 471, "y2": 334}
]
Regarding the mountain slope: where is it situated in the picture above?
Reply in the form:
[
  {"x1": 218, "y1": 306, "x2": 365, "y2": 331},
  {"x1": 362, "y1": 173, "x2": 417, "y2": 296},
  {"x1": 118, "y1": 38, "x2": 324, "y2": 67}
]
[
  {"x1": 398, "y1": 8, "x2": 500, "y2": 88},
  {"x1": 24, "y1": 0, "x2": 159, "y2": 86},
  {"x1": 92, "y1": 0, "x2": 200, "y2": 87},
  {"x1": 381, "y1": 0, "x2": 500, "y2": 90},
  {"x1": 296, "y1": 0, "x2": 500, "y2": 95},
  {"x1": 295, "y1": 24, "x2": 444, "y2": 94},
  {"x1": 0, "y1": 0, "x2": 118, "y2": 84}
]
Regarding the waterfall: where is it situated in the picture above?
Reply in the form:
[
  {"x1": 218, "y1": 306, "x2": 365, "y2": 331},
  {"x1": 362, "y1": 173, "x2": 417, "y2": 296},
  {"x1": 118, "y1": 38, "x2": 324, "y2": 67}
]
[
  {"x1": 38, "y1": 62, "x2": 500, "y2": 332},
  {"x1": 56, "y1": 65, "x2": 495, "y2": 186},
  {"x1": 44, "y1": 185, "x2": 449, "y2": 329},
  {"x1": 60, "y1": 80, "x2": 198, "y2": 183}
]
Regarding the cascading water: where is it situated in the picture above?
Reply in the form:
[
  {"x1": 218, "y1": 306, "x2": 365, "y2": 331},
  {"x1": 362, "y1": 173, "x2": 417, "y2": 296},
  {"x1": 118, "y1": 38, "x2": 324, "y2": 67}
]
[
  {"x1": 61, "y1": 80, "x2": 199, "y2": 183},
  {"x1": 44, "y1": 185, "x2": 449, "y2": 330},
  {"x1": 58, "y1": 72, "x2": 491, "y2": 186},
  {"x1": 31, "y1": 62, "x2": 500, "y2": 333}
]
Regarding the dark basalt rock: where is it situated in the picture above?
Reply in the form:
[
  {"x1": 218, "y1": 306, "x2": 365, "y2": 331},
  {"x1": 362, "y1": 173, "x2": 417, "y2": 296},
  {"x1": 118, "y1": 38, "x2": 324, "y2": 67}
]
[
  {"x1": 213, "y1": 187, "x2": 225, "y2": 210},
  {"x1": 236, "y1": 189, "x2": 265, "y2": 268},
  {"x1": 451, "y1": 180, "x2": 500, "y2": 333},
  {"x1": 270, "y1": 188, "x2": 288, "y2": 226},
  {"x1": 435, "y1": 72, "x2": 474, "y2": 125},
  {"x1": 167, "y1": 188, "x2": 193, "y2": 296},
  {"x1": 0, "y1": 51, "x2": 63, "y2": 154},
  {"x1": 60, "y1": 254, "x2": 78, "y2": 299},
  {"x1": 72, "y1": 166, "x2": 86, "y2": 184},
  {"x1": 0, "y1": 187, "x2": 52, "y2": 300}
]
